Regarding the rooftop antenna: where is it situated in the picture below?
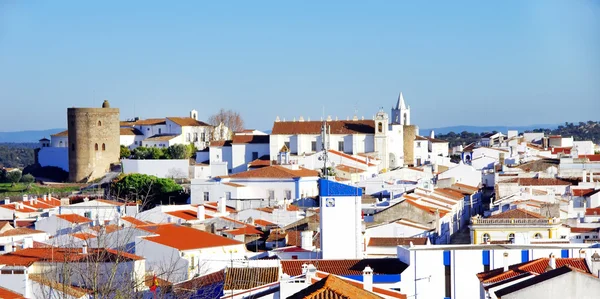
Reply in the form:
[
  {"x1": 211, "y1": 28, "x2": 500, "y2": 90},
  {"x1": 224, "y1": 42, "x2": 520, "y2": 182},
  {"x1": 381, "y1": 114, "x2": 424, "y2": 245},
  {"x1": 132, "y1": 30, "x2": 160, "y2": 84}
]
[{"x1": 320, "y1": 120, "x2": 330, "y2": 177}]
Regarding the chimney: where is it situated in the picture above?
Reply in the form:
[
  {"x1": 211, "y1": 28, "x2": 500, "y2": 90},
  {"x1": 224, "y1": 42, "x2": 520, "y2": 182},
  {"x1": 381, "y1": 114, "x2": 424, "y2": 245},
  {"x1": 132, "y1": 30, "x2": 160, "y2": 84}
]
[
  {"x1": 48, "y1": 193, "x2": 52, "y2": 200},
  {"x1": 305, "y1": 264, "x2": 317, "y2": 284},
  {"x1": 301, "y1": 230, "x2": 314, "y2": 251},
  {"x1": 82, "y1": 244, "x2": 88, "y2": 255},
  {"x1": 218, "y1": 197, "x2": 227, "y2": 215},
  {"x1": 503, "y1": 252, "x2": 509, "y2": 272},
  {"x1": 3, "y1": 198, "x2": 9, "y2": 205},
  {"x1": 590, "y1": 252, "x2": 600, "y2": 278},
  {"x1": 197, "y1": 205, "x2": 205, "y2": 221},
  {"x1": 43, "y1": 195, "x2": 47, "y2": 201},
  {"x1": 548, "y1": 254, "x2": 556, "y2": 270},
  {"x1": 362, "y1": 266, "x2": 373, "y2": 292},
  {"x1": 22, "y1": 195, "x2": 28, "y2": 202}
]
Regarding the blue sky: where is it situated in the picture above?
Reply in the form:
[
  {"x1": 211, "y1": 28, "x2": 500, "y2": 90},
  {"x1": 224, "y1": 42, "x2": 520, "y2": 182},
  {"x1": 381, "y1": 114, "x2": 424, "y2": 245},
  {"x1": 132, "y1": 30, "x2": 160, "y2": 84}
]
[{"x1": 1, "y1": 0, "x2": 598, "y2": 132}]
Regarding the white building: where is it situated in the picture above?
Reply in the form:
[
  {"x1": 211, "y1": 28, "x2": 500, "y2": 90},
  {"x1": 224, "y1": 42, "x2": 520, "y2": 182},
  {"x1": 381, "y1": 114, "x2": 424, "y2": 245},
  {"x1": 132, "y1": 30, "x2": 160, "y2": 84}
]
[
  {"x1": 207, "y1": 133, "x2": 270, "y2": 174},
  {"x1": 319, "y1": 179, "x2": 363, "y2": 259}
]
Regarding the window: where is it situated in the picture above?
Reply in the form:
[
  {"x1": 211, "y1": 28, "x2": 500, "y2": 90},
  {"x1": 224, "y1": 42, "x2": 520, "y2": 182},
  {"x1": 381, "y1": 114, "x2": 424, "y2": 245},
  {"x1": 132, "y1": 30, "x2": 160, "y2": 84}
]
[
  {"x1": 72, "y1": 143, "x2": 75, "y2": 151},
  {"x1": 252, "y1": 152, "x2": 259, "y2": 160},
  {"x1": 158, "y1": 128, "x2": 162, "y2": 134},
  {"x1": 187, "y1": 133, "x2": 191, "y2": 142},
  {"x1": 482, "y1": 233, "x2": 490, "y2": 243},
  {"x1": 338, "y1": 141, "x2": 344, "y2": 152},
  {"x1": 203, "y1": 192, "x2": 209, "y2": 201},
  {"x1": 194, "y1": 133, "x2": 198, "y2": 142},
  {"x1": 102, "y1": 143, "x2": 106, "y2": 151},
  {"x1": 585, "y1": 235, "x2": 590, "y2": 239},
  {"x1": 84, "y1": 211, "x2": 92, "y2": 218},
  {"x1": 0, "y1": 245, "x2": 5, "y2": 251},
  {"x1": 98, "y1": 120, "x2": 102, "y2": 126},
  {"x1": 267, "y1": 190, "x2": 275, "y2": 200},
  {"x1": 59, "y1": 141, "x2": 63, "y2": 146},
  {"x1": 285, "y1": 190, "x2": 292, "y2": 200},
  {"x1": 417, "y1": 142, "x2": 421, "y2": 148},
  {"x1": 95, "y1": 143, "x2": 99, "y2": 151},
  {"x1": 534, "y1": 233, "x2": 542, "y2": 239},
  {"x1": 284, "y1": 141, "x2": 290, "y2": 150},
  {"x1": 225, "y1": 192, "x2": 231, "y2": 200},
  {"x1": 292, "y1": 255, "x2": 298, "y2": 260},
  {"x1": 576, "y1": 235, "x2": 582, "y2": 239},
  {"x1": 311, "y1": 141, "x2": 317, "y2": 152},
  {"x1": 378, "y1": 122, "x2": 383, "y2": 133},
  {"x1": 508, "y1": 233, "x2": 515, "y2": 243},
  {"x1": 201, "y1": 132, "x2": 206, "y2": 141}
]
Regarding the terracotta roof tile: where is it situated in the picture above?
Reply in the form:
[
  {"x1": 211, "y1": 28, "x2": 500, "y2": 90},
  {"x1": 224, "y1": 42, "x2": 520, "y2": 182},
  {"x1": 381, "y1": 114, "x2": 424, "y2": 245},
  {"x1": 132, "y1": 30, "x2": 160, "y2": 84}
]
[
  {"x1": 0, "y1": 247, "x2": 141, "y2": 267},
  {"x1": 573, "y1": 188, "x2": 600, "y2": 197},
  {"x1": 329, "y1": 150, "x2": 375, "y2": 166},
  {"x1": 0, "y1": 227, "x2": 45, "y2": 237},
  {"x1": 71, "y1": 232, "x2": 97, "y2": 240},
  {"x1": 29, "y1": 274, "x2": 91, "y2": 298},
  {"x1": 51, "y1": 130, "x2": 68, "y2": 137},
  {"x1": 286, "y1": 230, "x2": 320, "y2": 249},
  {"x1": 585, "y1": 207, "x2": 600, "y2": 216},
  {"x1": 248, "y1": 155, "x2": 272, "y2": 168},
  {"x1": 281, "y1": 258, "x2": 407, "y2": 276},
  {"x1": 139, "y1": 224, "x2": 243, "y2": 250},
  {"x1": 224, "y1": 182, "x2": 245, "y2": 188},
  {"x1": 226, "y1": 165, "x2": 319, "y2": 179},
  {"x1": 367, "y1": 237, "x2": 428, "y2": 247},
  {"x1": 335, "y1": 164, "x2": 365, "y2": 173},
  {"x1": 120, "y1": 216, "x2": 148, "y2": 226},
  {"x1": 121, "y1": 118, "x2": 166, "y2": 126},
  {"x1": 167, "y1": 117, "x2": 211, "y2": 127},
  {"x1": 488, "y1": 208, "x2": 545, "y2": 219},
  {"x1": 223, "y1": 267, "x2": 279, "y2": 290},
  {"x1": 479, "y1": 257, "x2": 589, "y2": 284},
  {"x1": 231, "y1": 135, "x2": 270, "y2": 144},
  {"x1": 120, "y1": 127, "x2": 144, "y2": 136},
  {"x1": 272, "y1": 120, "x2": 375, "y2": 135},
  {"x1": 288, "y1": 274, "x2": 384, "y2": 299},
  {"x1": 144, "y1": 134, "x2": 179, "y2": 142},
  {"x1": 0, "y1": 286, "x2": 26, "y2": 299},
  {"x1": 0, "y1": 203, "x2": 38, "y2": 213},
  {"x1": 579, "y1": 154, "x2": 600, "y2": 162},
  {"x1": 172, "y1": 270, "x2": 225, "y2": 296},
  {"x1": 570, "y1": 227, "x2": 598, "y2": 233},
  {"x1": 166, "y1": 210, "x2": 199, "y2": 221},
  {"x1": 254, "y1": 219, "x2": 277, "y2": 227},
  {"x1": 56, "y1": 214, "x2": 92, "y2": 224}
]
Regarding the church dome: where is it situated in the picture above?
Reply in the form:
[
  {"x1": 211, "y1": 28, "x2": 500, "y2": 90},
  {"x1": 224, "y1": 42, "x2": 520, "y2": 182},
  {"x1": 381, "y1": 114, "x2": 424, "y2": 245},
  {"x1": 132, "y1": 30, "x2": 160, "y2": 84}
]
[{"x1": 102, "y1": 100, "x2": 110, "y2": 108}]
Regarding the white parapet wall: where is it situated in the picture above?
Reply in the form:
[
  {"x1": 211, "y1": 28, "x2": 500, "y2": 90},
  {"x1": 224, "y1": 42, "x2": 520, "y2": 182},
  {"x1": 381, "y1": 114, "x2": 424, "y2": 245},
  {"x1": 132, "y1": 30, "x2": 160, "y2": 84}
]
[{"x1": 121, "y1": 159, "x2": 190, "y2": 178}]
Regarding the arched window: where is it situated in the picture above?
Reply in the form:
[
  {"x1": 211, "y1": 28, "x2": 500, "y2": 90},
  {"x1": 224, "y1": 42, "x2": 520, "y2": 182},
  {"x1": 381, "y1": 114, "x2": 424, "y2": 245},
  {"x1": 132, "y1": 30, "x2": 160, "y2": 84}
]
[
  {"x1": 534, "y1": 233, "x2": 542, "y2": 239},
  {"x1": 403, "y1": 113, "x2": 408, "y2": 125},
  {"x1": 98, "y1": 120, "x2": 102, "y2": 126},
  {"x1": 95, "y1": 144, "x2": 99, "y2": 151},
  {"x1": 508, "y1": 233, "x2": 515, "y2": 243},
  {"x1": 482, "y1": 233, "x2": 490, "y2": 243},
  {"x1": 59, "y1": 141, "x2": 63, "y2": 146},
  {"x1": 378, "y1": 122, "x2": 383, "y2": 133},
  {"x1": 102, "y1": 143, "x2": 106, "y2": 151}
]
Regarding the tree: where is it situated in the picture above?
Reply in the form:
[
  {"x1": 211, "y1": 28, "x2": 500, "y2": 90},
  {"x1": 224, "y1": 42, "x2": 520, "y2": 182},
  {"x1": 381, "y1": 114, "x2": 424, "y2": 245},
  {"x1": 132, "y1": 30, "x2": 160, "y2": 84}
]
[
  {"x1": 111, "y1": 173, "x2": 182, "y2": 204},
  {"x1": 208, "y1": 108, "x2": 244, "y2": 136},
  {"x1": 6, "y1": 169, "x2": 22, "y2": 186},
  {"x1": 120, "y1": 145, "x2": 131, "y2": 159},
  {"x1": 20, "y1": 173, "x2": 35, "y2": 183},
  {"x1": 165, "y1": 144, "x2": 191, "y2": 160}
]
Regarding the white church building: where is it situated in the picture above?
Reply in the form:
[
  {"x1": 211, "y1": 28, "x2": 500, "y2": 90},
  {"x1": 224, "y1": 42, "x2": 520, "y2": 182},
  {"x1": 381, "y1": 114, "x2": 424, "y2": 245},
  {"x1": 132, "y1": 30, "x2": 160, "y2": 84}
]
[{"x1": 269, "y1": 92, "x2": 412, "y2": 172}]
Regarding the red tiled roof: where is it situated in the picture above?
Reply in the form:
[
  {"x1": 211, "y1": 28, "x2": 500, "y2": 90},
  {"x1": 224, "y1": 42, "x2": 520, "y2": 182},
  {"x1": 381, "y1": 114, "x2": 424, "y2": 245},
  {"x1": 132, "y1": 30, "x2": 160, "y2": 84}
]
[
  {"x1": 144, "y1": 134, "x2": 179, "y2": 141},
  {"x1": 173, "y1": 270, "x2": 225, "y2": 295},
  {"x1": 223, "y1": 267, "x2": 279, "y2": 290},
  {"x1": 281, "y1": 259, "x2": 407, "y2": 276},
  {"x1": 224, "y1": 182, "x2": 245, "y2": 188},
  {"x1": 551, "y1": 147, "x2": 571, "y2": 155},
  {"x1": 288, "y1": 274, "x2": 384, "y2": 299},
  {"x1": 167, "y1": 117, "x2": 211, "y2": 127},
  {"x1": 224, "y1": 225, "x2": 263, "y2": 236},
  {"x1": 0, "y1": 227, "x2": 45, "y2": 237},
  {"x1": 503, "y1": 177, "x2": 572, "y2": 186},
  {"x1": 120, "y1": 127, "x2": 144, "y2": 136},
  {"x1": 56, "y1": 214, "x2": 92, "y2": 224},
  {"x1": 0, "y1": 247, "x2": 142, "y2": 267},
  {"x1": 254, "y1": 219, "x2": 277, "y2": 227},
  {"x1": 28, "y1": 274, "x2": 91, "y2": 298},
  {"x1": 231, "y1": 135, "x2": 270, "y2": 144},
  {"x1": 272, "y1": 120, "x2": 375, "y2": 135},
  {"x1": 226, "y1": 166, "x2": 319, "y2": 179},
  {"x1": 335, "y1": 164, "x2": 365, "y2": 173},
  {"x1": 139, "y1": 224, "x2": 243, "y2": 250},
  {"x1": 478, "y1": 257, "x2": 589, "y2": 284},
  {"x1": 451, "y1": 183, "x2": 479, "y2": 193},
  {"x1": 404, "y1": 199, "x2": 449, "y2": 217},
  {"x1": 573, "y1": 189, "x2": 600, "y2": 197},
  {"x1": 0, "y1": 203, "x2": 38, "y2": 213},
  {"x1": 367, "y1": 237, "x2": 428, "y2": 247},
  {"x1": 488, "y1": 208, "x2": 545, "y2": 219},
  {"x1": 166, "y1": 210, "x2": 199, "y2": 221},
  {"x1": 248, "y1": 156, "x2": 272, "y2": 168},
  {"x1": 286, "y1": 230, "x2": 320, "y2": 249},
  {"x1": 585, "y1": 207, "x2": 600, "y2": 216},
  {"x1": 0, "y1": 286, "x2": 26, "y2": 299},
  {"x1": 71, "y1": 232, "x2": 97, "y2": 240},
  {"x1": 51, "y1": 130, "x2": 68, "y2": 137},
  {"x1": 579, "y1": 154, "x2": 600, "y2": 162},
  {"x1": 202, "y1": 202, "x2": 237, "y2": 213},
  {"x1": 121, "y1": 118, "x2": 166, "y2": 126},
  {"x1": 121, "y1": 216, "x2": 148, "y2": 226}
]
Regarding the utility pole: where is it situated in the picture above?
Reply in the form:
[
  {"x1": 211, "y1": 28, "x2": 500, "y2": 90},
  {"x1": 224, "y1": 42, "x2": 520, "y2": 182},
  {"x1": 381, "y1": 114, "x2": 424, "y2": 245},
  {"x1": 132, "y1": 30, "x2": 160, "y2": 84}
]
[{"x1": 321, "y1": 120, "x2": 329, "y2": 177}]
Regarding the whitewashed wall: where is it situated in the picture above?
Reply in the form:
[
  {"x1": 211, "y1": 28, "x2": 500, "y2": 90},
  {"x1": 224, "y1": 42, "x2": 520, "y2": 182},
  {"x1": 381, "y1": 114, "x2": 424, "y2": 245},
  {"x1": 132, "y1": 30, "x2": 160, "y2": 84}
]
[{"x1": 121, "y1": 159, "x2": 190, "y2": 178}]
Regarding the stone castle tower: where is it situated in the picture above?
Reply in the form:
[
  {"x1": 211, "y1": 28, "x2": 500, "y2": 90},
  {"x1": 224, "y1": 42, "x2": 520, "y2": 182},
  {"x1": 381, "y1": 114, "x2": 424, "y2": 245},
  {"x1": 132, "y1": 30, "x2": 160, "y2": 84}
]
[{"x1": 67, "y1": 100, "x2": 120, "y2": 182}]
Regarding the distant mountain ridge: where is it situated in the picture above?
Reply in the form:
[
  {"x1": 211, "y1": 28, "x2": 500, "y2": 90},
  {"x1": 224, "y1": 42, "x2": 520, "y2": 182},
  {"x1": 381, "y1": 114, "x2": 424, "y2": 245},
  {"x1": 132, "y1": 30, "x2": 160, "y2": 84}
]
[
  {"x1": 0, "y1": 128, "x2": 65, "y2": 143},
  {"x1": 421, "y1": 124, "x2": 559, "y2": 135}
]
